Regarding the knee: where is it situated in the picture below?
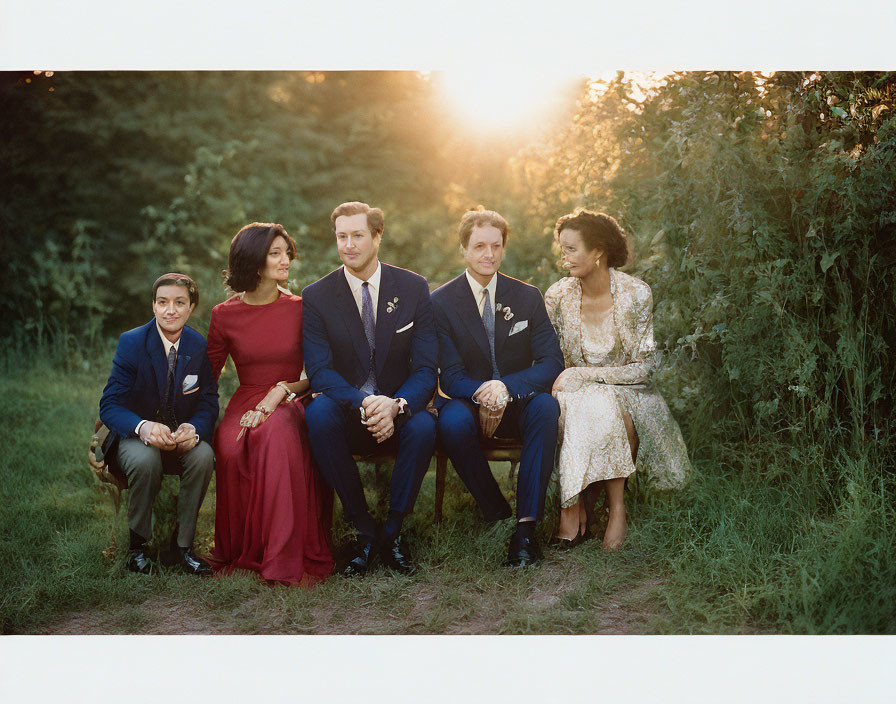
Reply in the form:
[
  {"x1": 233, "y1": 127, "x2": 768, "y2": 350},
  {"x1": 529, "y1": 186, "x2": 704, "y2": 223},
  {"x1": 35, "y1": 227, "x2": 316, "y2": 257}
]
[
  {"x1": 184, "y1": 441, "x2": 215, "y2": 478},
  {"x1": 305, "y1": 395, "x2": 343, "y2": 433},
  {"x1": 119, "y1": 443, "x2": 163, "y2": 483},
  {"x1": 437, "y1": 401, "x2": 477, "y2": 446},
  {"x1": 402, "y1": 408, "x2": 437, "y2": 442},
  {"x1": 526, "y1": 393, "x2": 560, "y2": 423}
]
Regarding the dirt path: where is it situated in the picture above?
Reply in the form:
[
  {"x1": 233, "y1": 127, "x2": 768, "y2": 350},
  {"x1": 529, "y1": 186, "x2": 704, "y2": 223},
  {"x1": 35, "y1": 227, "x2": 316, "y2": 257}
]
[{"x1": 39, "y1": 561, "x2": 665, "y2": 635}]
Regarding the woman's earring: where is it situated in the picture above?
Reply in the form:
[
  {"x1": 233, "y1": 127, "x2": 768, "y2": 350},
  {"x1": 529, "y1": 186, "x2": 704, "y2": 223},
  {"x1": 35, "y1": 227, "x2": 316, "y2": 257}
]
[{"x1": 595, "y1": 256, "x2": 601, "y2": 267}]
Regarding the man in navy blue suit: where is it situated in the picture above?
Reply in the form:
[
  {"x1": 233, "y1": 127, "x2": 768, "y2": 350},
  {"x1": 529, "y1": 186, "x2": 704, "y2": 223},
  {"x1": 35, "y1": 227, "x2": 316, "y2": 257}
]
[
  {"x1": 99, "y1": 273, "x2": 218, "y2": 576},
  {"x1": 303, "y1": 202, "x2": 438, "y2": 577},
  {"x1": 431, "y1": 208, "x2": 564, "y2": 566}
]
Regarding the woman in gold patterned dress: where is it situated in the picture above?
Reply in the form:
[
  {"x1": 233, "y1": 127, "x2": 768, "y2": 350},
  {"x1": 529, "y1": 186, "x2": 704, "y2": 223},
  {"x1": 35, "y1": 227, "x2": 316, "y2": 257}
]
[{"x1": 544, "y1": 209, "x2": 690, "y2": 550}]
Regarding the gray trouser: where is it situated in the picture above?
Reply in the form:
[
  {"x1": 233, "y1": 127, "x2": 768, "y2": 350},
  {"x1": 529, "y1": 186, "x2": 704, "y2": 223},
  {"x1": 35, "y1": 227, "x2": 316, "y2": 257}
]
[{"x1": 116, "y1": 438, "x2": 215, "y2": 548}]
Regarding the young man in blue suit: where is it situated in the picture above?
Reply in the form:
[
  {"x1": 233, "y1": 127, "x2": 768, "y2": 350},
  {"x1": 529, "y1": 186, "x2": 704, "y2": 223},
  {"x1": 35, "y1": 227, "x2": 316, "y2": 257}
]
[
  {"x1": 99, "y1": 273, "x2": 218, "y2": 576},
  {"x1": 431, "y1": 208, "x2": 564, "y2": 567},
  {"x1": 303, "y1": 202, "x2": 438, "y2": 577}
]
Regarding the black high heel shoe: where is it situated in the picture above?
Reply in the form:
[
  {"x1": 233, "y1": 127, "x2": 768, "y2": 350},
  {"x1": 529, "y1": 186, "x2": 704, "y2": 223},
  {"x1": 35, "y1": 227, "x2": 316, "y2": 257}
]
[{"x1": 550, "y1": 528, "x2": 588, "y2": 552}]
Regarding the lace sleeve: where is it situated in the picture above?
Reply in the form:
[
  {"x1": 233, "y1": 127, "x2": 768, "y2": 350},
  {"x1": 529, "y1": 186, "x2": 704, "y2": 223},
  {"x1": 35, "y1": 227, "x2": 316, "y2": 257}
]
[
  {"x1": 572, "y1": 285, "x2": 654, "y2": 385},
  {"x1": 543, "y1": 281, "x2": 562, "y2": 334}
]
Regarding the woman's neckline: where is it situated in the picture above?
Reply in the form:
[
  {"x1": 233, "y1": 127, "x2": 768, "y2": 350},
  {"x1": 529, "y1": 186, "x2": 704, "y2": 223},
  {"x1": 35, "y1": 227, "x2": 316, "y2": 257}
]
[{"x1": 239, "y1": 286, "x2": 291, "y2": 306}]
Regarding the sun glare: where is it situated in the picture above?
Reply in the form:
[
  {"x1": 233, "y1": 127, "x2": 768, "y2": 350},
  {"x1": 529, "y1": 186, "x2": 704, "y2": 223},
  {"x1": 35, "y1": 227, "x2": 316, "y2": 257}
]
[{"x1": 437, "y1": 68, "x2": 579, "y2": 133}]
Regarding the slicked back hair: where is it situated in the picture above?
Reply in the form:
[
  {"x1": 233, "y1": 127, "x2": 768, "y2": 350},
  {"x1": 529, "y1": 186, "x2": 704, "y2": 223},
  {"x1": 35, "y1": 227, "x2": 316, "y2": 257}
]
[
  {"x1": 330, "y1": 201, "x2": 385, "y2": 237},
  {"x1": 152, "y1": 273, "x2": 199, "y2": 307},
  {"x1": 458, "y1": 207, "x2": 509, "y2": 248}
]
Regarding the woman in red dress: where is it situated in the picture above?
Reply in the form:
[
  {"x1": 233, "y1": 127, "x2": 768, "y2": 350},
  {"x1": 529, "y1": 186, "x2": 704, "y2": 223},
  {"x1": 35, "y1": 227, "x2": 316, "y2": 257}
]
[{"x1": 207, "y1": 222, "x2": 334, "y2": 585}]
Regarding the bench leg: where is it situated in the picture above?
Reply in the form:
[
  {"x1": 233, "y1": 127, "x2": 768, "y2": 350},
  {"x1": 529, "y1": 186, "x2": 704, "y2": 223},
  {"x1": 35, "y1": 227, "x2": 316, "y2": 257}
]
[{"x1": 435, "y1": 454, "x2": 447, "y2": 524}]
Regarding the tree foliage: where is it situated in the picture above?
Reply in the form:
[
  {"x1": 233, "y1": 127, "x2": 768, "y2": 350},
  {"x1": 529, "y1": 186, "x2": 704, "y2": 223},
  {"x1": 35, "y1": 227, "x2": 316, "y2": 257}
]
[
  {"x1": 3, "y1": 69, "x2": 893, "y2": 459},
  {"x1": 520, "y1": 71, "x2": 896, "y2": 460}
]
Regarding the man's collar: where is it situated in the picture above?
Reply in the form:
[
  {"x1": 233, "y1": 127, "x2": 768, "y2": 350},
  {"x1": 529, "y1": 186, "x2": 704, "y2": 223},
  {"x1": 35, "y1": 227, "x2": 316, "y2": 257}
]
[
  {"x1": 343, "y1": 260, "x2": 382, "y2": 292},
  {"x1": 155, "y1": 321, "x2": 181, "y2": 356},
  {"x1": 465, "y1": 269, "x2": 497, "y2": 297}
]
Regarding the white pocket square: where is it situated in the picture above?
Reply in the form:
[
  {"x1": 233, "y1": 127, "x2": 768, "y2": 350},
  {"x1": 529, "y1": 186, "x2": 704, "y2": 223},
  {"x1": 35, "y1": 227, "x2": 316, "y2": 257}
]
[
  {"x1": 509, "y1": 320, "x2": 529, "y2": 336},
  {"x1": 396, "y1": 321, "x2": 414, "y2": 333},
  {"x1": 182, "y1": 374, "x2": 199, "y2": 392}
]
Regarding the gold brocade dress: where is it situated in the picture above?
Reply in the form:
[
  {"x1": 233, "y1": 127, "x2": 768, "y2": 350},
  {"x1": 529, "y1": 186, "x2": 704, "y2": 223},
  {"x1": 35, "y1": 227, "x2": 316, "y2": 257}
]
[{"x1": 544, "y1": 269, "x2": 691, "y2": 507}]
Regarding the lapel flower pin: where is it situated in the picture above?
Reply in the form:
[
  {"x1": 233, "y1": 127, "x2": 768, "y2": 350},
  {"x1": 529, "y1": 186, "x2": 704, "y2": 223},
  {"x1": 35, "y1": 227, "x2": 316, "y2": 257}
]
[
  {"x1": 502, "y1": 305, "x2": 513, "y2": 321},
  {"x1": 386, "y1": 296, "x2": 399, "y2": 313}
]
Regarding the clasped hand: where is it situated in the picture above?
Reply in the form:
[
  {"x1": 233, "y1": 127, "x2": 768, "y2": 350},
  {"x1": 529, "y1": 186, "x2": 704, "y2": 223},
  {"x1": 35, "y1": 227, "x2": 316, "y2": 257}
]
[
  {"x1": 473, "y1": 380, "x2": 509, "y2": 438},
  {"x1": 140, "y1": 421, "x2": 199, "y2": 454},
  {"x1": 360, "y1": 394, "x2": 400, "y2": 443},
  {"x1": 237, "y1": 385, "x2": 288, "y2": 439}
]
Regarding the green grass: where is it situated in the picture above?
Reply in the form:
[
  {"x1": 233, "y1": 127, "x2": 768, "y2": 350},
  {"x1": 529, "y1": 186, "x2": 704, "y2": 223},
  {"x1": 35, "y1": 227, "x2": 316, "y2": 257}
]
[{"x1": 1, "y1": 347, "x2": 894, "y2": 634}]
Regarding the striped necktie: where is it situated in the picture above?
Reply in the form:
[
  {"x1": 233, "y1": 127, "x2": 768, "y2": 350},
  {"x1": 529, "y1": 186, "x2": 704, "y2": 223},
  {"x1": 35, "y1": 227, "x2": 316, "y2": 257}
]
[
  {"x1": 481, "y1": 288, "x2": 500, "y2": 379},
  {"x1": 160, "y1": 345, "x2": 178, "y2": 429},
  {"x1": 360, "y1": 281, "x2": 378, "y2": 395}
]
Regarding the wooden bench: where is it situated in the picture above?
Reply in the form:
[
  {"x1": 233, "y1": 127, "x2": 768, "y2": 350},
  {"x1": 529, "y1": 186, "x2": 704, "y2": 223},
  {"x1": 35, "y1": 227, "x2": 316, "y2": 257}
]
[
  {"x1": 92, "y1": 421, "x2": 523, "y2": 526},
  {"x1": 434, "y1": 438, "x2": 522, "y2": 523},
  {"x1": 354, "y1": 436, "x2": 522, "y2": 524}
]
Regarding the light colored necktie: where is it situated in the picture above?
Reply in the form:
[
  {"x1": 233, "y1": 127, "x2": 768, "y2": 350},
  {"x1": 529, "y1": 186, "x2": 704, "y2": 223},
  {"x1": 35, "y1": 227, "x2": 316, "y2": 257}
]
[
  {"x1": 360, "y1": 281, "x2": 378, "y2": 395},
  {"x1": 481, "y1": 288, "x2": 500, "y2": 379}
]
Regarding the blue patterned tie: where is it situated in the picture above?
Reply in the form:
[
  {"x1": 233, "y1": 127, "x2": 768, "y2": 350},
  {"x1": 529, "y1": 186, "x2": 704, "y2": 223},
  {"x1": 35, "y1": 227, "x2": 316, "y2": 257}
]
[
  {"x1": 360, "y1": 281, "x2": 378, "y2": 395},
  {"x1": 160, "y1": 345, "x2": 178, "y2": 429},
  {"x1": 481, "y1": 288, "x2": 500, "y2": 379}
]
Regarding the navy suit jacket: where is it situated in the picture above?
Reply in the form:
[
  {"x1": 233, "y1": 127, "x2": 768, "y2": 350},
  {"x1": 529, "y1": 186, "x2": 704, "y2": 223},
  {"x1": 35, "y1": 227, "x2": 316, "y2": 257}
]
[
  {"x1": 431, "y1": 272, "x2": 564, "y2": 405},
  {"x1": 99, "y1": 320, "x2": 219, "y2": 457},
  {"x1": 302, "y1": 263, "x2": 438, "y2": 413}
]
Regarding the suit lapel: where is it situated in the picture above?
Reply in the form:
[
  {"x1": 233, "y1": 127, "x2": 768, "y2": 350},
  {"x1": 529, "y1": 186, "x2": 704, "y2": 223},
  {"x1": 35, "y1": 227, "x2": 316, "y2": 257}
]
[
  {"x1": 333, "y1": 270, "x2": 371, "y2": 373},
  {"x1": 374, "y1": 264, "x2": 397, "y2": 377},
  {"x1": 454, "y1": 275, "x2": 491, "y2": 365},
  {"x1": 493, "y1": 273, "x2": 514, "y2": 357},
  {"x1": 145, "y1": 321, "x2": 169, "y2": 401}
]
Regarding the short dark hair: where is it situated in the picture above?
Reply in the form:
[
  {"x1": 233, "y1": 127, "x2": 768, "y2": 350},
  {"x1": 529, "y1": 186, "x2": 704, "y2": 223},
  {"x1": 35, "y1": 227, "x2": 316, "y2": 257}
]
[
  {"x1": 152, "y1": 273, "x2": 199, "y2": 307},
  {"x1": 458, "y1": 207, "x2": 509, "y2": 248},
  {"x1": 224, "y1": 223, "x2": 296, "y2": 293},
  {"x1": 330, "y1": 201, "x2": 385, "y2": 237},
  {"x1": 554, "y1": 209, "x2": 630, "y2": 268}
]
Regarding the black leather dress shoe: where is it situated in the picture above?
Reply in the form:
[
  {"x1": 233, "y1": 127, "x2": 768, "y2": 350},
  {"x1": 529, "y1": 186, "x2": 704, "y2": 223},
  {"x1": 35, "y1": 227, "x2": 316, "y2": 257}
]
[
  {"x1": 342, "y1": 538, "x2": 377, "y2": 578},
  {"x1": 549, "y1": 529, "x2": 590, "y2": 552},
  {"x1": 380, "y1": 534, "x2": 415, "y2": 574},
  {"x1": 125, "y1": 547, "x2": 154, "y2": 575},
  {"x1": 504, "y1": 534, "x2": 541, "y2": 567},
  {"x1": 175, "y1": 547, "x2": 213, "y2": 577}
]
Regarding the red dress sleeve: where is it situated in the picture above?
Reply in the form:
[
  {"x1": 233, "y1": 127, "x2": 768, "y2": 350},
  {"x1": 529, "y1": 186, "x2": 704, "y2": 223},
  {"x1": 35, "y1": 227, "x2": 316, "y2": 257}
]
[{"x1": 206, "y1": 304, "x2": 229, "y2": 382}]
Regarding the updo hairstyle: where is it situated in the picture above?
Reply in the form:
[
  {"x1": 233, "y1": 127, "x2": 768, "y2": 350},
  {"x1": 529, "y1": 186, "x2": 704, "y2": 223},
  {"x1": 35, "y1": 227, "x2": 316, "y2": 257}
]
[{"x1": 553, "y1": 208, "x2": 631, "y2": 268}]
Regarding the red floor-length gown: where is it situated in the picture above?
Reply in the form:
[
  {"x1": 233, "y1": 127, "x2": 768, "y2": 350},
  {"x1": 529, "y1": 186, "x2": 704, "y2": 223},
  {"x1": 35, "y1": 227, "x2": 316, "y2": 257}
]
[{"x1": 206, "y1": 291, "x2": 334, "y2": 585}]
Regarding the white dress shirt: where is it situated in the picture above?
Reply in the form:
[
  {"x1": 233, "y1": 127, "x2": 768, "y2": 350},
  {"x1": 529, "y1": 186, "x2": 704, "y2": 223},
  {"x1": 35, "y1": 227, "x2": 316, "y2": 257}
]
[
  {"x1": 465, "y1": 269, "x2": 497, "y2": 318},
  {"x1": 156, "y1": 321, "x2": 181, "y2": 358},
  {"x1": 344, "y1": 261, "x2": 382, "y2": 323}
]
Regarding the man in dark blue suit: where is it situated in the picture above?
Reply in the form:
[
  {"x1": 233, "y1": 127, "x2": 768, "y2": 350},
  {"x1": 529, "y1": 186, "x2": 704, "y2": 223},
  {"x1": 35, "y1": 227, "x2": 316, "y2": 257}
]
[
  {"x1": 431, "y1": 208, "x2": 564, "y2": 566},
  {"x1": 303, "y1": 202, "x2": 438, "y2": 577},
  {"x1": 99, "y1": 273, "x2": 218, "y2": 576}
]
